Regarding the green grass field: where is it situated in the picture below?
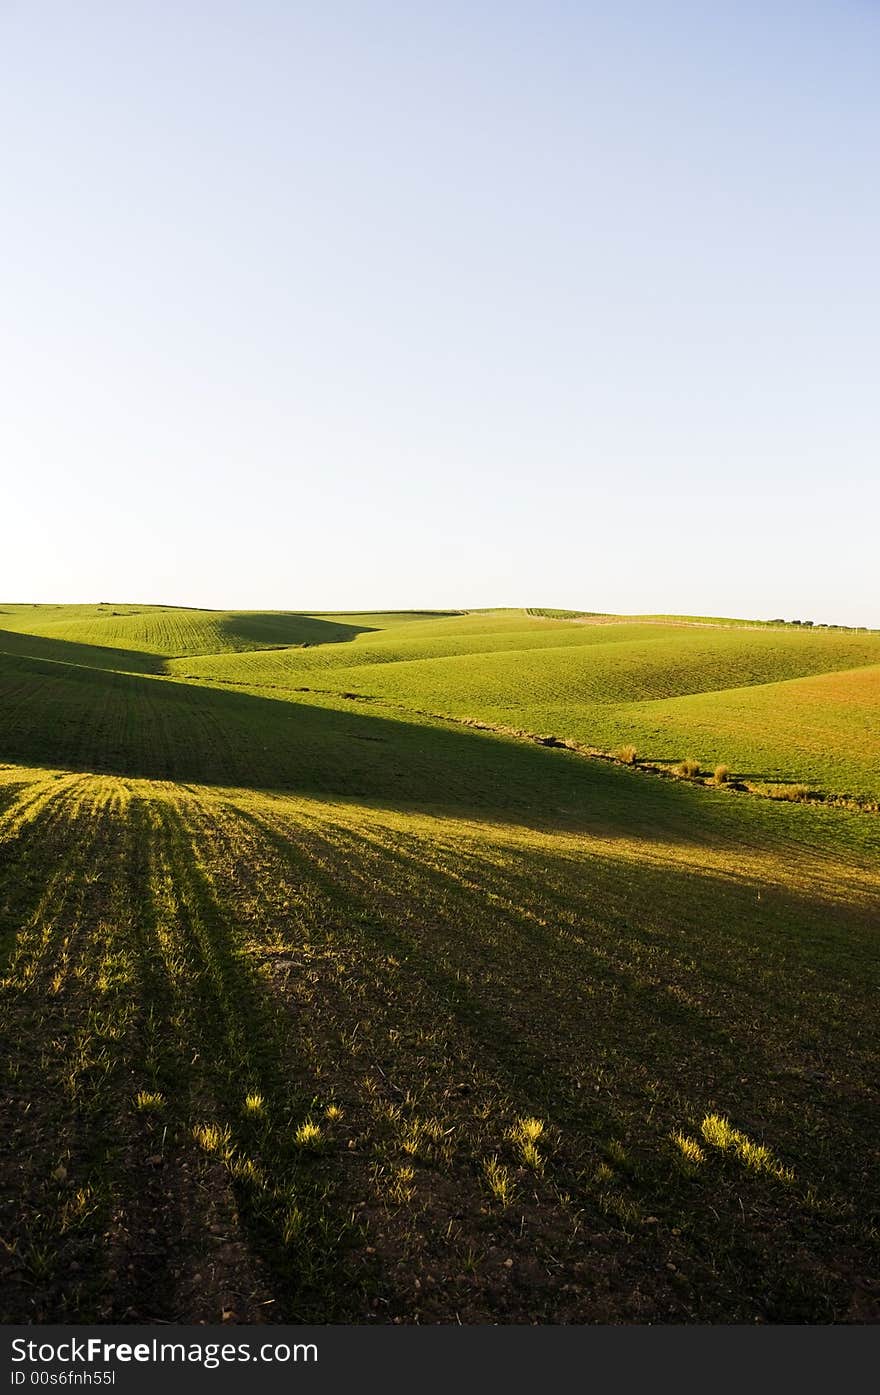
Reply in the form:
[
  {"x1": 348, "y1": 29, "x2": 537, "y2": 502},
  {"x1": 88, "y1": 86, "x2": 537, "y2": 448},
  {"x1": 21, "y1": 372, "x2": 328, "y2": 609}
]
[{"x1": 1, "y1": 605, "x2": 878, "y2": 1323}]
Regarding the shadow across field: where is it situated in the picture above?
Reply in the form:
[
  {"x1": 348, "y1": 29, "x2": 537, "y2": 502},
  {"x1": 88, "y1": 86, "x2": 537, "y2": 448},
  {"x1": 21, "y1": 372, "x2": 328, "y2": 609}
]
[
  {"x1": 1, "y1": 773, "x2": 876, "y2": 1322},
  {"x1": 0, "y1": 628, "x2": 166, "y2": 675},
  {"x1": 0, "y1": 647, "x2": 780, "y2": 846},
  {"x1": 218, "y1": 613, "x2": 378, "y2": 649}
]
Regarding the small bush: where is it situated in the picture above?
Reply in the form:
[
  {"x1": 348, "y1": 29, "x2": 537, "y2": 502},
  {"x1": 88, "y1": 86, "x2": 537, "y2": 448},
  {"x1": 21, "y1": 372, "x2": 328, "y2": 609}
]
[
  {"x1": 614, "y1": 744, "x2": 638, "y2": 765},
  {"x1": 788, "y1": 784, "x2": 814, "y2": 802},
  {"x1": 676, "y1": 757, "x2": 701, "y2": 777},
  {"x1": 765, "y1": 783, "x2": 815, "y2": 803},
  {"x1": 713, "y1": 764, "x2": 730, "y2": 785}
]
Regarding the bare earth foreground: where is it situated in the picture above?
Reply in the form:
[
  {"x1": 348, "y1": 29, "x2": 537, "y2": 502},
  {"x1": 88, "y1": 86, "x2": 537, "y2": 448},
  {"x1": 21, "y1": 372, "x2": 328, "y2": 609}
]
[{"x1": 0, "y1": 606, "x2": 878, "y2": 1323}]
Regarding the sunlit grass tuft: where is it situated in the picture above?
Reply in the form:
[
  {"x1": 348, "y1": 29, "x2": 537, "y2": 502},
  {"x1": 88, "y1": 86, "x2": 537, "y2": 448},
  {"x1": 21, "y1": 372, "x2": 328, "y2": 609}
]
[
  {"x1": 59, "y1": 1186, "x2": 98, "y2": 1233},
  {"x1": 700, "y1": 1113, "x2": 794, "y2": 1181},
  {"x1": 484, "y1": 1155, "x2": 514, "y2": 1205},
  {"x1": 193, "y1": 1122, "x2": 233, "y2": 1158},
  {"x1": 391, "y1": 1164, "x2": 416, "y2": 1203},
  {"x1": 514, "y1": 1116, "x2": 544, "y2": 1143},
  {"x1": 243, "y1": 1092, "x2": 265, "y2": 1116},
  {"x1": 737, "y1": 1139, "x2": 795, "y2": 1181},
  {"x1": 520, "y1": 1140, "x2": 543, "y2": 1171},
  {"x1": 605, "y1": 1139, "x2": 629, "y2": 1167},
  {"x1": 676, "y1": 757, "x2": 701, "y2": 777},
  {"x1": 293, "y1": 1119, "x2": 324, "y2": 1151},
  {"x1": 134, "y1": 1090, "x2": 165, "y2": 1113},
  {"x1": 765, "y1": 783, "x2": 815, "y2": 803},
  {"x1": 701, "y1": 1113, "x2": 736, "y2": 1149},
  {"x1": 671, "y1": 1130, "x2": 705, "y2": 1166},
  {"x1": 281, "y1": 1205, "x2": 305, "y2": 1244},
  {"x1": 509, "y1": 1116, "x2": 546, "y2": 1171}
]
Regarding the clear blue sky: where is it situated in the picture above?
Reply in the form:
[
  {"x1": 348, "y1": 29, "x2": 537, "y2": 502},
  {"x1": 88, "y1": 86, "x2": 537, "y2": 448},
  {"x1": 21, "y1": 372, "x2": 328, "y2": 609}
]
[{"x1": 3, "y1": 1, "x2": 878, "y2": 624}]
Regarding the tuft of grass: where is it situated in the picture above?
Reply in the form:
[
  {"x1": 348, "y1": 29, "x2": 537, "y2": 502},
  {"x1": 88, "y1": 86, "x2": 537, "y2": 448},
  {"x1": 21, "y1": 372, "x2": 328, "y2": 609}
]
[
  {"x1": 737, "y1": 1139, "x2": 795, "y2": 1182},
  {"x1": 134, "y1": 1090, "x2": 165, "y2": 1113},
  {"x1": 772, "y1": 783, "x2": 815, "y2": 803},
  {"x1": 509, "y1": 1116, "x2": 546, "y2": 1170},
  {"x1": 229, "y1": 1156, "x2": 264, "y2": 1186},
  {"x1": 700, "y1": 1114, "x2": 794, "y2": 1182},
  {"x1": 701, "y1": 1113, "x2": 737, "y2": 1149},
  {"x1": 483, "y1": 1155, "x2": 514, "y2": 1206},
  {"x1": 614, "y1": 744, "x2": 638, "y2": 765},
  {"x1": 281, "y1": 1205, "x2": 305, "y2": 1244},
  {"x1": 671, "y1": 1130, "x2": 706, "y2": 1166},
  {"x1": 519, "y1": 1140, "x2": 543, "y2": 1171},
  {"x1": 243, "y1": 1092, "x2": 265, "y2": 1116},
  {"x1": 597, "y1": 1189, "x2": 643, "y2": 1228},
  {"x1": 324, "y1": 1103, "x2": 343, "y2": 1121},
  {"x1": 192, "y1": 1122, "x2": 233, "y2": 1157},
  {"x1": 676, "y1": 757, "x2": 701, "y2": 777},
  {"x1": 713, "y1": 763, "x2": 730, "y2": 785},
  {"x1": 512, "y1": 1115, "x2": 544, "y2": 1143},
  {"x1": 390, "y1": 1164, "x2": 416, "y2": 1204},
  {"x1": 605, "y1": 1139, "x2": 629, "y2": 1167},
  {"x1": 293, "y1": 1119, "x2": 324, "y2": 1151}
]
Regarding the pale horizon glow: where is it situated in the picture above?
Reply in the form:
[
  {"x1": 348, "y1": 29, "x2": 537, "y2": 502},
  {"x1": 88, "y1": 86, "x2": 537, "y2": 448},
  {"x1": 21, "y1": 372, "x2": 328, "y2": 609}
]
[{"x1": 2, "y1": 2, "x2": 878, "y2": 627}]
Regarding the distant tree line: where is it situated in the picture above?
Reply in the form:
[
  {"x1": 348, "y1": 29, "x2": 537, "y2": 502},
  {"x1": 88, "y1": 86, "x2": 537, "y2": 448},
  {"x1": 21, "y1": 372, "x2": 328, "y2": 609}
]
[{"x1": 768, "y1": 618, "x2": 870, "y2": 631}]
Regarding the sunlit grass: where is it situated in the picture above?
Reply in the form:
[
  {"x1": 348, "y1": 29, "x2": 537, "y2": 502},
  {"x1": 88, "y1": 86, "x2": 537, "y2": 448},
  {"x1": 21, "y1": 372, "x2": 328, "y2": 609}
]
[
  {"x1": 513, "y1": 1116, "x2": 544, "y2": 1142},
  {"x1": 192, "y1": 1121, "x2": 233, "y2": 1157},
  {"x1": 390, "y1": 1164, "x2": 416, "y2": 1204},
  {"x1": 700, "y1": 1113, "x2": 794, "y2": 1181},
  {"x1": 281, "y1": 1205, "x2": 305, "y2": 1244},
  {"x1": 671, "y1": 1130, "x2": 706, "y2": 1166},
  {"x1": 509, "y1": 1116, "x2": 546, "y2": 1171},
  {"x1": 483, "y1": 1155, "x2": 514, "y2": 1206},
  {"x1": 229, "y1": 1156, "x2": 264, "y2": 1186},
  {"x1": 676, "y1": 757, "x2": 701, "y2": 777},
  {"x1": 134, "y1": 1090, "x2": 165, "y2": 1113},
  {"x1": 293, "y1": 1119, "x2": 324, "y2": 1151},
  {"x1": 0, "y1": 725, "x2": 874, "y2": 1325},
  {"x1": 59, "y1": 1186, "x2": 98, "y2": 1233}
]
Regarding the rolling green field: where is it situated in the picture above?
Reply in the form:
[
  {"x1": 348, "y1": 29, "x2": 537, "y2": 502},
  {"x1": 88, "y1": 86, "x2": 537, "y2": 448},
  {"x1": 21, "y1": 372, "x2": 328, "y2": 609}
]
[
  {"x1": 1, "y1": 605, "x2": 878, "y2": 1324},
  {"x1": 168, "y1": 610, "x2": 880, "y2": 800}
]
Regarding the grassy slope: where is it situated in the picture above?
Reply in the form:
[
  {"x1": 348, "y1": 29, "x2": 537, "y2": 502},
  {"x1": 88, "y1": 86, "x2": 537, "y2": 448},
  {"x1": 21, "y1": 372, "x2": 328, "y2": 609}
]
[
  {"x1": 0, "y1": 605, "x2": 878, "y2": 1323},
  {"x1": 0, "y1": 604, "x2": 451, "y2": 660},
  {"x1": 166, "y1": 614, "x2": 880, "y2": 799},
  {"x1": 614, "y1": 665, "x2": 880, "y2": 798}
]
